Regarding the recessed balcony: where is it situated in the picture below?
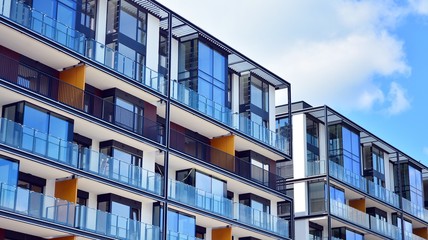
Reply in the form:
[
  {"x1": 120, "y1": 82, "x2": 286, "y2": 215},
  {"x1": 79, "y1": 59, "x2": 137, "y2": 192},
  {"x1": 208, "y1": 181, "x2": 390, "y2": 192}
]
[
  {"x1": 0, "y1": 0, "x2": 166, "y2": 95},
  {"x1": 0, "y1": 118, "x2": 163, "y2": 196},
  {"x1": 168, "y1": 179, "x2": 289, "y2": 238}
]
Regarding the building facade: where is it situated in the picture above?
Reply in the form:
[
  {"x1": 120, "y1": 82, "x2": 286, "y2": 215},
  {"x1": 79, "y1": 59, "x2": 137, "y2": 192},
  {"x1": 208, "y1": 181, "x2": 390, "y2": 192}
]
[
  {"x1": 0, "y1": 0, "x2": 292, "y2": 239},
  {"x1": 278, "y1": 102, "x2": 428, "y2": 240}
]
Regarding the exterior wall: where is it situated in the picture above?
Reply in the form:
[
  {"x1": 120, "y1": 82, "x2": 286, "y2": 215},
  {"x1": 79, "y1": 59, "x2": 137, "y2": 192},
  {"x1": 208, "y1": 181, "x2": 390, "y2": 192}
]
[
  {"x1": 170, "y1": 38, "x2": 179, "y2": 81},
  {"x1": 231, "y1": 73, "x2": 240, "y2": 127},
  {"x1": 146, "y1": 14, "x2": 160, "y2": 71},
  {"x1": 268, "y1": 85, "x2": 276, "y2": 133},
  {"x1": 294, "y1": 182, "x2": 307, "y2": 217},
  {"x1": 294, "y1": 219, "x2": 309, "y2": 240},
  {"x1": 292, "y1": 114, "x2": 306, "y2": 179},
  {"x1": 319, "y1": 123, "x2": 327, "y2": 161}
]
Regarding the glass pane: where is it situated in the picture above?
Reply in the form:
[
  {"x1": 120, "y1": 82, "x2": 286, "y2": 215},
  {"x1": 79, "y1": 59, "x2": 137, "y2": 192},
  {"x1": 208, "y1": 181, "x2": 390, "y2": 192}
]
[
  {"x1": 167, "y1": 210, "x2": 178, "y2": 232},
  {"x1": 119, "y1": 1, "x2": 137, "y2": 40},
  {"x1": 49, "y1": 115, "x2": 69, "y2": 140},
  {"x1": 111, "y1": 201, "x2": 130, "y2": 218},
  {"x1": 23, "y1": 105, "x2": 49, "y2": 133},
  {"x1": 0, "y1": 158, "x2": 19, "y2": 186},
  {"x1": 178, "y1": 213, "x2": 195, "y2": 237},
  {"x1": 198, "y1": 42, "x2": 212, "y2": 75},
  {"x1": 195, "y1": 171, "x2": 211, "y2": 193}
]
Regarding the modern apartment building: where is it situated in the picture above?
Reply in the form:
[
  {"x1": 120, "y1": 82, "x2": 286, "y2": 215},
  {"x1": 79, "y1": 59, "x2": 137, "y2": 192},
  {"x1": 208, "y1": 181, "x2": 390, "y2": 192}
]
[
  {"x1": 0, "y1": 0, "x2": 293, "y2": 239},
  {"x1": 278, "y1": 102, "x2": 428, "y2": 240}
]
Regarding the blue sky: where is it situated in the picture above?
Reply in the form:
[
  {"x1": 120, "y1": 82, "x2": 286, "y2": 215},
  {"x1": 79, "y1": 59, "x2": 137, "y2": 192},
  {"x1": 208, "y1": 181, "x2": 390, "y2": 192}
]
[{"x1": 158, "y1": 0, "x2": 428, "y2": 164}]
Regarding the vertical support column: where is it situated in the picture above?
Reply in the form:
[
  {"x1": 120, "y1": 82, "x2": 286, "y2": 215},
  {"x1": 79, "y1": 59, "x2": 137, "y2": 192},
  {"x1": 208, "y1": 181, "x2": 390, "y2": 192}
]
[
  {"x1": 161, "y1": 11, "x2": 173, "y2": 240},
  {"x1": 325, "y1": 106, "x2": 332, "y2": 240},
  {"x1": 146, "y1": 14, "x2": 160, "y2": 71},
  {"x1": 95, "y1": 0, "x2": 108, "y2": 62},
  {"x1": 396, "y1": 152, "x2": 405, "y2": 240},
  {"x1": 288, "y1": 85, "x2": 293, "y2": 157}
]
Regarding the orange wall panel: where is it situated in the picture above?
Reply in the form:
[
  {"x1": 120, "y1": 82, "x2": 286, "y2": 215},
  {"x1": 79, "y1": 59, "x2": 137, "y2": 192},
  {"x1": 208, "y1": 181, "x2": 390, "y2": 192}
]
[
  {"x1": 413, "y1": 228, "x2": 428, "y2": 239},
  {"x1": 59, "y1": 65, "x2": 86, "y2": 90},
  {"x1": 211, "y1": 135, "x2": 235, "y2": 171},
  {"x1": 212, "y1": 227, "x2": 232, "y2": 240},
  {"x1": 55, "y1": 178, "x2": 78, "y2": 203},
  {"x1": 349, "y1": 198, "x2": 366, "y2": 213},
  {"x1": 211, "y1": 135, "x2": 235, "y2": 156},
  {"x1": 51, "y1": 236, "x2": 76, "y2": 240}
]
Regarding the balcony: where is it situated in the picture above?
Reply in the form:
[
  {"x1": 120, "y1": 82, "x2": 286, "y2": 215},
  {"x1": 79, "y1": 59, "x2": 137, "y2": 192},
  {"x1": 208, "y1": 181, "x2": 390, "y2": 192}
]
[
  {"x1": 306, "y1": 160, "x2": 327, "y2": 176},
  {"x1": 167, "y1": 230, "x2": 203, "y2": 240},
  {"x1": 169, "y1": 128, "x2": 286, "y2": 192},
  {"x1": 0, "y1": 53, "x2": 165, "y2": 145},
  {"x1": 168, "y1": 179, "x2": 289, "y2": 238},
  {"x1": 401, "y1": 197, "x2": 428, "y2": 223},
  {"x1": 328, "y1": 160, "x2": 400, "y2": 208},
  {"x1": 170, "y1": 81, "x2": 290, "y2": 154},
  {"x1": 0, "y1": 118, "x2": 163, "y2": 196},
  {"x1": 330, "y1": 199, "x2": 401, "y2": 239},
  {"x1": 0, "y1": 0, "x2": 166, "y2": 94},
  {"x1": 0, "y1": 182, "x2": 160, "y2": 239}
]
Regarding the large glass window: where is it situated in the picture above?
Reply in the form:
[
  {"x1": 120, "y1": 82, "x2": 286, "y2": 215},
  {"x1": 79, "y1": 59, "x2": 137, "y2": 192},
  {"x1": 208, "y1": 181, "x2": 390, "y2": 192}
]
[
  {"x1": 178, "y1": 39, "x2": 228, "y2": 108},
  {"x1": 153, "y1": 204, "x2": 196, "y2": 237},
  {"x1": 106, "y1": 0, "x2": 147, "y2": 80},
  {"x1": 332, "y1": 227, "x2": 363, "y2": 240},
  {"x1": 0, "y1": 157, "x2": 19, "y2": 187},
  {"x1": 329, "y1": 124, "x2": 361, "y2": 175},
  {"x1": 330, "y1": 185, "x2": 345, "y2": 203},
  {"x1": 21, "y1": 0, "x2": 96, "y2": 39},
  {"x1": 394, "y1": 163, "x2": 423, "y2": 208},
  {"x1": 176, "y1": 169, "x2": 227, "y2": 197},
  {"x1": 308, "y1": 181, "x2": 326, "y2": 214}
]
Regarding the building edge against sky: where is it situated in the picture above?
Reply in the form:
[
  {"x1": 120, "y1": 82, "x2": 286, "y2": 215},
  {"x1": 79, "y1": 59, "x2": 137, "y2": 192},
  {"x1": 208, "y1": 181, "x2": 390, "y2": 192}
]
[
  {"x1": 0, "y1": 0, "x2": 427, "y2": 240},
  {"x1": 0, "y1": 0, "x2": 293, "y2": 240},
  {"x1": 276, "y1": 102, "x2": 428, "y2": 240}
]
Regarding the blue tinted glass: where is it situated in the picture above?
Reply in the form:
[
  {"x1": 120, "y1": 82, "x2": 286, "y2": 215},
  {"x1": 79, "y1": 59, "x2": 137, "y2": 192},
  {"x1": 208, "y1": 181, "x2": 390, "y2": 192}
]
[
  {"x1": 0, "y1": 158, "x2": 19, "y2": 186},
  {"x1": 119, "y1": 2, "x2": 137, "y2": 40},
  {"x1": 178, "y1": 214, "x2": 195, "y2": 237},
  {"x1": 111, "y1": 201, "x2": 130, "y2": 218},
  {"x1": 251, "y1": 82, "x2": 263, "y2": 109},
  {"x1": 198, "y1": 42, "x2": 213, "y2": 75},
  {"x1": 351, "y1": 130, "x2": 360, "y2": 156},
  {"x1": 23, "y1": 105, "x2": 49, "y2": 133},
  {"x1": 113, "y1": 148, "x2": 133, "y2": 165},
  {"x1": 213, "y1": 50, "x2": 225, "y2": 82},
  {"x1": 198, "y1": 78, "x2": 213, "y2": 100},
  {"x1": 342, "y1": 127, "x2": 351, "y2": 152},
  {"x1": 33, "y1": 0, "x2": 56, "y2": 17},
  {"x1": 195, "y1": 171, "x2": 211, "y2": 193},
  {"x1": 213, "y1": 86, "x2": 225, "y2": 105},
  {"x1": 167, "y1": 210, "x2": 178, "y2": 232},
  {"x1": 57, "y1": 3, "x2": 75, "y2": 27},
  {"x1": 49, "y1": 115, "x2": 70, "y2": 140}
]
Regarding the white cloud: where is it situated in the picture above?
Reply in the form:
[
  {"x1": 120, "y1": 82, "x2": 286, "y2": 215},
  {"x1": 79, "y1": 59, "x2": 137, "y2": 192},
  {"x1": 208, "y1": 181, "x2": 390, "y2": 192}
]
[
  {"x1": 409, "y1": 0, "x2": 428, "y2": 15},
  {"x1": 158, "y1": 0, "x2": 422, "y2": 114},
  {"x1": 385, "y1": 82, "x2": 411, "y2": 115}
]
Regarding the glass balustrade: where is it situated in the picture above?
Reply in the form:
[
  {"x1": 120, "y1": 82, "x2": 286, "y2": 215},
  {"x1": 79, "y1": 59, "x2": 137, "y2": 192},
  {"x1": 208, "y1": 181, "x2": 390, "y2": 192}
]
[
  {"x1": 0, "y1": 182, "x2": 160, "y2": 239},
  {"x1": 168, "y1": 179, "x2": 289, "y2": 238},
  {"x1": 0, "y1": 118, "x2": 163, "y2": 196},
  {"x1": 0, "y1": 0, "x2": 166, "y2": 94},
  {"x1": 329, "y1": 160, "x2": 400, "y2": 208},
  {"x1": 306, "y1": 160, "x2": 326, "y2": 176},
  {"x1": 170, "y1": 80, "x2": 290, "y2": 154},
  {"x1": 167, "y1": 230, "x2": 203, "y2": 240}
]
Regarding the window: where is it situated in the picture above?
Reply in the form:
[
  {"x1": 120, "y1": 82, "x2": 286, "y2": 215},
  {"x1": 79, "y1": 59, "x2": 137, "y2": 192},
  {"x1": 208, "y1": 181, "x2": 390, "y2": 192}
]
[
  {"x1": 308, "y1": 181, "x2": 326, "y2": 214},
  {"x1": 276, "y1": 117, "x2": 290, "y2": 140},
  {"x1": 309, "y1": 222, "x2": 323, "y2": 240},
  {"x1": 97, "y1": 193, "x2": 141, "y2": 238},
  {"x1": 239, "y1": 193, "x2": 270, "y2": 227},
  {"x1": 176, "y1": 169, "x2": 227, "y2": 197},
  {"x1": 19, "y1": 0, "x2": 97, "y2": 39},
  {"x1": 153, "y1": 204, "x2": 196, "y2": 237},
  {"x1": 236, "y1": 150, "x2": 273, "y2": 187},
  {"x1": 329, "y1": 124, "x2": 361, "y2": 176},
  {"x1": 330, "y1": 185, "x2": 345, "y2": 203},
  {"x1": 77, "y1": 189, "x2": 89, "y2": 206},
  {"x1": 106, "y1": 0, "x2": 147, "y2": 81},
  {"x1": 100, "y1": 140, "x2": 143, "y2": 184},
  {"x1": 394, "y1": 163, "x2": 423, "y2": 208},
  {"x1": 0, "y1": 157, "x2": 19, "y2": 187},
  {"x1": 392, "y1": 213, "x2": 412, "y2": 235},
  {"x1": 332, "y1": 227, "x2": 363, "y2": 240},
  {"x1": 18, "y1": 172, "x2": 46, "y2": 193},
  {"x1": 178, "y1": 39, "x2": 228, "y2": 108},
  {"x1": 158, "y1": 32, "x2": 168, "y2": 76}
]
